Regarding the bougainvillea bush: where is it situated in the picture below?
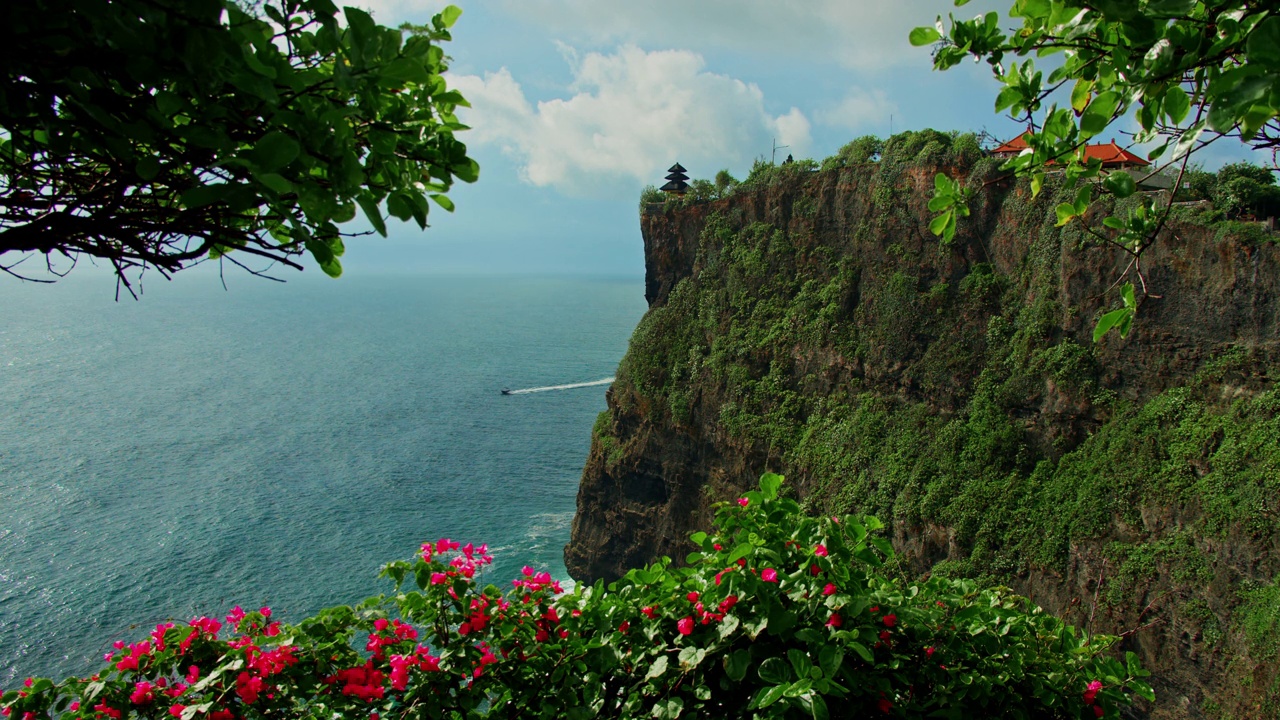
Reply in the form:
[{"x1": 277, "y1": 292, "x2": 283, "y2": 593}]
[{"x1": 2, "y1": 474, "x2": 1152, "y2": 719}]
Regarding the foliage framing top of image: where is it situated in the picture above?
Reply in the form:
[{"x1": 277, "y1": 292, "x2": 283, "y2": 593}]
[
  {"x1": 0, "y1": 0, "x2": 478, "y2": 290},
  {"x1": 912, "y1": 0, "x2": 1280, "y2": 339}
]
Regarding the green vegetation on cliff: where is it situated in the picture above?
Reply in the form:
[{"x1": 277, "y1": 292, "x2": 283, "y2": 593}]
[{"x1": 593, "y1": 130, "x2": 1280, "y2": 718}]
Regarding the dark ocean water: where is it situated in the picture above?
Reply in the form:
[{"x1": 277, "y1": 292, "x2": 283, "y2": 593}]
[{"x1": 0, "y1": 273, "x2": 646, "y2": 685}]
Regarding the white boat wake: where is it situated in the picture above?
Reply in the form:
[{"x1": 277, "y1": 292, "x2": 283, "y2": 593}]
[{"x1": 505, "y1": 377, "x2": 615, "y2": 395}]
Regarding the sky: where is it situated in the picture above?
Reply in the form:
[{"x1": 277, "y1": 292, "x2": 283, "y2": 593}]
[{"x1": 350, "y1": 0, "x2": 1019, "y2": 277}]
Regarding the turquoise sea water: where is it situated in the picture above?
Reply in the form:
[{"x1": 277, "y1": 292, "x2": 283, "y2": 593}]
[{"x1": 0, "y1": 273, "x2": 646, "y2": 686}]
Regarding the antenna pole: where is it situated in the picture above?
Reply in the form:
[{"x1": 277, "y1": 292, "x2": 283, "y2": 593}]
[{"x1": 772, "y1": 137, "x2": 790, "y2": 164}]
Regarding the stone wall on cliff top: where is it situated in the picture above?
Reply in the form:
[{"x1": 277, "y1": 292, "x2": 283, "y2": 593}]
[{"x1": 564, "y1": 149, "x2": 1280, "y2": 719}]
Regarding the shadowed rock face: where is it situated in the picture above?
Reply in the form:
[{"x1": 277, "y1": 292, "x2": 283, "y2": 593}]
[{"x1": 565, "y1": 160, "x2": 1280, "y2": 719}]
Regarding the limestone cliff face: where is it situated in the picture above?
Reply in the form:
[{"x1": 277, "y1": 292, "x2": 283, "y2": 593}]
[{"x1": 565, "y1": 155, "x2": 1280, "y2": 719}]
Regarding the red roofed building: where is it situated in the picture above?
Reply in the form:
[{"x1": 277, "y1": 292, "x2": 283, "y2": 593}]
[
  {"x1": 1081, "y1": 140, "x2": 1149, "y2": 169},
  {"x1": 991, "y1": 133, "x2": 1149, "y2": 169},
  {"x1": 991, "y1": 132, "x2": 1031, "y2": 159}
]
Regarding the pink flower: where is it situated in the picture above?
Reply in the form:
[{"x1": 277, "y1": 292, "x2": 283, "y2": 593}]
[
  {"x1": 883, "y1": 614, "x2": 897, "y2": 628},
  {"x1": 185, "y1": 666, "x2": 199, "y2": 684},
  {"x1": 168, "y1": 705, "x2": 185, "y2": 718},
  {"x1": 226, "y1": 606, "x2": 246, "y2": 625},
  {"x1": 737, "y1": 498, "x2": 749, "y2": 507},
  {"x1": 430, "y1": 572, "x2": 448, "y2": 585},
  {"x1": 826, "y1": 613, "x2": 842, "y2": 628},
  {"x1": 822, "y1": 583, "x2": 837, "y2": 596},
  {"x1": 641, "y1": 606, "x2": 657, "y2": 619},
  {"x1": 618, "y1": 621, "x2": 630, "y2": 633},
  {"x1": 259, "y1": 607, "x2": 272, "y2": 618},
  {"x1": 686, "y1": 591, "x2": 699, "y2": 602},
  {"x1": 925, "y1": 646, "x2": 936, "y2": 658},
  {"x1": 718, "y1": 595, "x2": 738, "y2": 613},
  {"x1": 68, "y1": 703, "x2": 79, "y2": 712},
  {"x1": 1083, "y1": 680, "x2": 1103, "y2": 705},
  {"x1": 677, "y1": 617, "x2": 694, "y2": 636},
  {"x1": 761, "y1": 568, "x2": 778, "y2": 583},
  {"x1": 814, "y1": 544, "x2": 828, "y2": 557},
  {"x1": 1093, "y1": 706, "x2": 1104, "y2": 718}
]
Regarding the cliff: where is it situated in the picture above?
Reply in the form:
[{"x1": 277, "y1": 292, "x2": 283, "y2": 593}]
[{"x1": 564, "y1": 135, "x2": 1280, "y2": 719}]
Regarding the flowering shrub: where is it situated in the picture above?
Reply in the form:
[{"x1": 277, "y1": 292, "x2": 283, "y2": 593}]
[{"x1": 2, "y1": 474, "x2": 1152, "y2": 719}]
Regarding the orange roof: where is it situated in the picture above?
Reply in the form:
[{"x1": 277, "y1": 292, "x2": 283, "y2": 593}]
[
  {"x1": 1081, "y1": 141, "x2": 1149, "y2": 167},
  {"x1": 991, "y1": 134, "x2": 1149, "y2": 167},
  {"x1": 992, "y1": 132, "x2": 1031, "y2": 154}
]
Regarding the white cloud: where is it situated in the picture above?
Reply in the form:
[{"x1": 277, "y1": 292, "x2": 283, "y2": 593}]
[
  {"x1": 495, "y1": 0, "x2": 1005, "y2": 70},
  {"x1": 817, "y1": 88, "x2": 898, "y2": 132},
  {"x1": 451, "y1": 45, "x2": 812, "y2": 196},
  {"x1": 348, "y1": 0, "x2": 448, "y2": 25}
]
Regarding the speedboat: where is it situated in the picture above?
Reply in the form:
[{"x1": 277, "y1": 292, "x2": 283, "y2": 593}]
[{"x1": 500, "y1": 388, "x2": 511, "y2": 395}]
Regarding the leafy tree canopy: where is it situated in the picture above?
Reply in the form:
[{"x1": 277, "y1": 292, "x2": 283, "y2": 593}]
[
  {"x1": 0, "y1": 0, "x2": 478, "y2": 291},
  {"x1": 913, "y1": 0, "x2": 1279, "y2": 338}
]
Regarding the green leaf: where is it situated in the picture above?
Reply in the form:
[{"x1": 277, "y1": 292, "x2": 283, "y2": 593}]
[
  {"x1": 451, "y1": 158, "x2": 480, "y2": 183},
  {"x1": 430, "y1": 193, "x2": 455, "y2": 212},
  {"x1": 382, "y1": 58, "x2": 431, "y2": 84},
  {"x1": 1055, "y1": 202, "x2": 1078, "y2": 226},
  {"x1": 645, "y1": 655, "x2": 669, "y2": 679},
  {"x1": 1080, "y1": 91, "x2": 1121, "y2": 136},
  {"x1": 725, "y1": 650, "x2": 751, "y2": 681},
  {"x1": 1247, "y1": 17, "x2": 1280, "y2": 65},
  {"x1": 819, "y1": 646, "x2": 843, "y2": 677},
  {"x1": 1093, "y1": 307, "x2": 1133, "y2": 342},
  {"x1": 1070, "y1": 78, "x2": 1093, "y2": 112},
  {"x1": 1103, "y1": 171, "x2": 1136, "y2": 198},
  {"x1": 251, "y1": 132, "x2": 300, "y2": 172},
  {"x1": 760, "y1": 472, "x2": 783, "y2": 499},
  {"x1": 718, "y1": 613, "x2": 740, "y2": 639},
  {"x1": 386, "y1": 191, "x2": 415, "y2": 221},
  {"x1": 909, "y1": 26, "x2": 942, "y2": 46},
  {"x1": 181, "y1": 183, "x2": 232, "y2": 209},
  {"x1": 849, "y1": 642, "x2": 873, "y2": 662},
  {"x1": 787, "y1": 649, "x2": 810, "y2": 680},
  {"x1": 357, "y1": 194, "x2": 387, "y2": 236},
  {"x1": 929, "y1": 210, "x2": 952, "y2": 237},
  {"x1": 759, "y1": 656, "x2": 790, "y2": 684},
  {"x1": 438, "y1": 5, "x2": 463, "y2": 28},
  {"x1": 810, "y1": 694, "x2": 830, "y2": 720},
  {"x1": 756, "y1": 684, "x2": 787, "y2": 709},
  {"x1": 1102, "y1": 216, "x2": 1124, "y2": 230},
  {"x1": 1121, "y1": 281, "x2": 1136, "y2": 309},
  {"x1": 1164, "y1": 85, "x2": 1191, "y2": 125},
  {"x1": 136, "y1": 156, "x2": 162, "y2": 181},
  {"x1": 256, "y1": 173, "x2": 295, "y2": 195}
]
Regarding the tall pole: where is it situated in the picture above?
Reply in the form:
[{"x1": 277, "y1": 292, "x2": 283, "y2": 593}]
[{"x1": 772, "y1": 137, "x2": 790, "y2": 164}]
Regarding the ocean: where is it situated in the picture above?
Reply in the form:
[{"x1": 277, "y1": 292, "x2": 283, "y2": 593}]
[{"x1": 0, "y1": 272, "x2": 647, "y2": 686}]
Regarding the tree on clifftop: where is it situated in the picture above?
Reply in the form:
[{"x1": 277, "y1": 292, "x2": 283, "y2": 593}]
[
  {"x1": 0, "y1": 0, "x2": 478, "y2": 293},
  {"x1": 914, "y1": 0, "x2": 1279, "y2": 339}
]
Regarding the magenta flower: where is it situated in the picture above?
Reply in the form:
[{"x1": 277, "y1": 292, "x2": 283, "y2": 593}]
[
  {"x1": 761, "y1": 568, "x2": 778, "y2": 583},
  {"x1": 823, "y1": 583, "x2": 837, "y2": 596},
  {"x1": 677, "y1": 617, "x2": 694, "y2": 635},
  {"x1": 826, "y1": 613, "x2": 842, "y2": 628},
  {"x1": 737, "y1": 498, "x2": 749, "y2": 507},
  {"x1": 1083, "y1": 680, "x2": 1103, "y2": 704},
  {"x1": 814, "y1": 544, "x2": 828, "y2": 557}
]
